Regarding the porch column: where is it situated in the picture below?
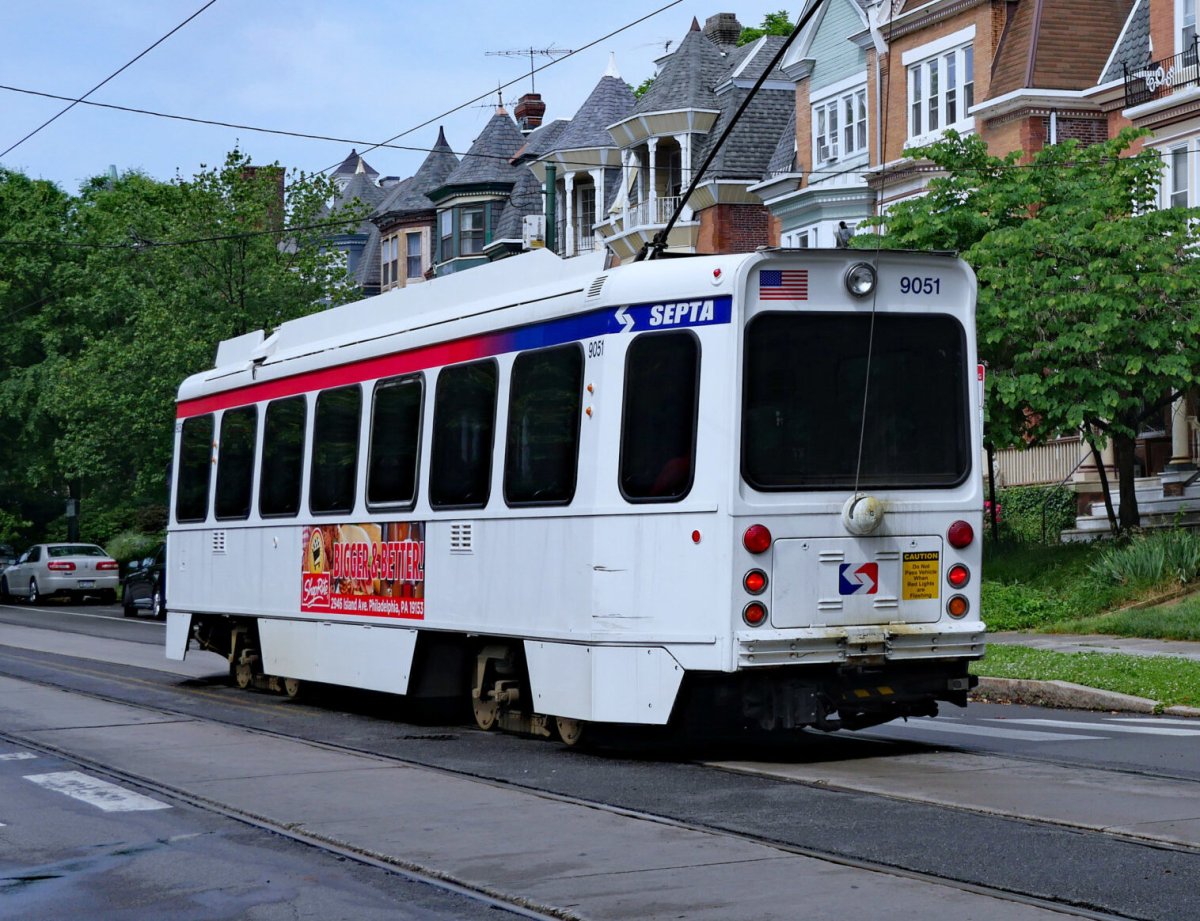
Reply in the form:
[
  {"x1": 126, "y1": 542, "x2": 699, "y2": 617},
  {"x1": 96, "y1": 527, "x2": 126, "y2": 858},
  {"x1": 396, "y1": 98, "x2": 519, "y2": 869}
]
[
  {"x1": 677, "y1": 133, "x2": 693, "y2": 220},
  {"x1": 620, "y1": 148, "x2": 631, "y2": 226},
  {"x1": 590, "y1": 168, "x2": 605, "y2": 245},
  {"x1": 647, "y1": 137, "x2": 659, "y2": 223},
  {"x1": 564, "y1": 173, "x2": 576, "y2": 257},
  {"x1": 1167, "y1": 395, "x2": 1195, "y2": 470}
]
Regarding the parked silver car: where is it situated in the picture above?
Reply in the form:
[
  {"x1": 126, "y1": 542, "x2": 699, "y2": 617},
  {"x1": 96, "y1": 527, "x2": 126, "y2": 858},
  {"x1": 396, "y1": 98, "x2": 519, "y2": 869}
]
[{"x1": 0, "y1": 543, "x2": 119, "y2": 605}]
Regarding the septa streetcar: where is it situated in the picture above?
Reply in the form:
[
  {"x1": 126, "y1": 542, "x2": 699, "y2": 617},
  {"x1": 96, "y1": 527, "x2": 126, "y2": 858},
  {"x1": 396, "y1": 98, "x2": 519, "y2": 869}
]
[{"x1": 168, "y1": 247, "x2": 984, "y2": 740}]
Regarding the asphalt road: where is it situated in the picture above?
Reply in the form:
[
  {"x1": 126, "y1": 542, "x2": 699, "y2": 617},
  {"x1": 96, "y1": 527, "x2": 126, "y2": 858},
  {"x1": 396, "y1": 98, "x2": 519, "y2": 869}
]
[{"x1": 1, "y1": 600, "x2": 1199, "y2": 920}]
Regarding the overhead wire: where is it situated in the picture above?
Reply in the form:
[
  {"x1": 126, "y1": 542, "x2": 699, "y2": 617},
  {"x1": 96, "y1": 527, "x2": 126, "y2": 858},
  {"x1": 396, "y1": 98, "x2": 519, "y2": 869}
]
[{"x1": 0, "y1": 0, "x2": 218, "y2": 159}]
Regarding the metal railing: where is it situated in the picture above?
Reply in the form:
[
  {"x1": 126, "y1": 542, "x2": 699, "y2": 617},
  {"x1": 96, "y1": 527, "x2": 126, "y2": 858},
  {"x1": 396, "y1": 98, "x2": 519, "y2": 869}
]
[
  {"x1": 628, "y1": 195, "x2": 682, "y2": 228},
  {"x1": 1125, "y1": 38, "x2": 1200, "y2": 108}
]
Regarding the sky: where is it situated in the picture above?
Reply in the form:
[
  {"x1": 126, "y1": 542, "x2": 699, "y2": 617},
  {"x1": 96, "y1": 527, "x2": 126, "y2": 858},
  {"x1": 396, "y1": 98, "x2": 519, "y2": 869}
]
[{"x1": 1, "y1": 1, "x2": 788, "y2": 193}]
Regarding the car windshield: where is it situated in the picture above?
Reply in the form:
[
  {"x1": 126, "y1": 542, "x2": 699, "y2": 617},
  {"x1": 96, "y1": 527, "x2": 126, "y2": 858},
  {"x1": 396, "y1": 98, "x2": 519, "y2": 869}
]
[{"x1": 47, "y1": 545, "x2": 107, "y2": 558}]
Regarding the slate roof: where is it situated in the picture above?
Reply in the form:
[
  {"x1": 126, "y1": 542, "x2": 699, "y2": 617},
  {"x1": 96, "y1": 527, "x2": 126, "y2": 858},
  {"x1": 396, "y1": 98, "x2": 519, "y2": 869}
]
[
  {"x1": 322, "y1": 168, "x2": 387, "y2": 234},
  {"x1": 332, "y1": 148, "x2": 379, "y2": 182},
  {"x1": 1100, "y1": 0, "x2": 1150, "y2": 84},
  {"x1": 551, "y1": 75, "x2": 637, "y2": 151},
  {"x1": 493, "y1": 166, "x2": 544, "y2": 240},
  {"x1": 354, "y1": 223, "x2": 381, "y2": 292},
  {"x1": 698, "y1": 83, "x2": 796, "y2": 180},
  {"x1": 514, "y1": 119, "x2": 570, "y2": 163},
  {"x1": 373, "y1": 127, "x2": 459, "y2": 220},
  {"x1": 765, "y1": 104, "x2": 798, "y2": 177},
  {"x1": 635, "y1": 20, "x2": 728, "y2": 113},
  {"x1": 437, "y1": 110, "x2": 526, "y2": 188}
]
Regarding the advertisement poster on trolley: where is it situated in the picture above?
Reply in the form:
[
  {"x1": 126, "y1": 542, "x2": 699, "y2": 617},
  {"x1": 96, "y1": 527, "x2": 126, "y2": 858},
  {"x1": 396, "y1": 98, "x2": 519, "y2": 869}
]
[{"x1": 300, "y1": 522, "x2": 425, "y2": 619}]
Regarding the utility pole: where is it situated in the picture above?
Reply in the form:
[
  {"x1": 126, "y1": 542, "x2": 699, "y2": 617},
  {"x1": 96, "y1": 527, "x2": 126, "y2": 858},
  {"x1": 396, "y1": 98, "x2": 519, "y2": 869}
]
[{"x1": 484, "y1": 46, "x2": 574, "y2": 95}]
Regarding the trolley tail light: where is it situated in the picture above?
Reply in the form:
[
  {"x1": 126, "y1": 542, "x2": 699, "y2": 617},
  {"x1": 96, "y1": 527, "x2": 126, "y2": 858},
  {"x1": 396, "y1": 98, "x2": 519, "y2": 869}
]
[
  {"x1": 947, "y1": 564, "x2": 970, "y2": 589},
  {"x1": 947, "y1": 595, "x2": 970, "y2": 618},
  {"x1": 743, "y1": 601, "x2": 768, "y2": 627},
  {"x1": 96, "y1": 560, "x2": 119, "y2": 571},
  {"x1": 47, "y1": 561, "x2": 76, "y2": 571},
  {"x1": 743, "y1": 524, "x2": 772, "y2": 554},
  {"x1": 947, "y1": 520, "x2": 974, "y2": 549},
  {"x1": 743, "y1": 570, "x2": 768, "y2": 594}
]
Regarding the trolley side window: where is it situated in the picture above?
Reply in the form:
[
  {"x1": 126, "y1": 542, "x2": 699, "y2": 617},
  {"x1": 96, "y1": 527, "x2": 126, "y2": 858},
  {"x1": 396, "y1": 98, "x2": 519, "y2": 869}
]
[
  {"x1": 310, "y1": 385, "x2": 362, "y2": 515},
  {"x1": 430, "y1": 360, "x2": 498, "y2": 509},
  {"x1": 619, "y1": 331, "x2": 699, "y2": 502},
  {"x1": 214, "y1": 406, "x2": 257, "y2": 520},
  {"x1": 175, "y1": 414, "x2": 214, "y2": 523},
  {"x1": 367, "y1": 375, "x2": 423, "y2": 508},
  {"x1": 742, "y1": 312, "x2": 970, "y2": 490},
  {"x1": 504, "y1": 344, "x2": 584, "y2": 506},
  {"x1": 259, "y1": 396, "x2": 306, "y2": 517}
]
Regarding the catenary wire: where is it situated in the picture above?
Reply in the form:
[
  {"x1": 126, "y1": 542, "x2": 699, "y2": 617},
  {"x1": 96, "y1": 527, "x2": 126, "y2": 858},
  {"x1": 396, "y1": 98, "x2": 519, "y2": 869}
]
[{"x1": 0, "y1": 0, "x2": 218, "y2": 159}]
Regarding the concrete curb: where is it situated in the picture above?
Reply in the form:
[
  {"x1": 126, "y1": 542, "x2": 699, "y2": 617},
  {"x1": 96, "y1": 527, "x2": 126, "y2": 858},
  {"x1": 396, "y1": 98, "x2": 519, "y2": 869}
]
[{"x1": 972, "y1": 676, "x2": 1200, "y2": 718}]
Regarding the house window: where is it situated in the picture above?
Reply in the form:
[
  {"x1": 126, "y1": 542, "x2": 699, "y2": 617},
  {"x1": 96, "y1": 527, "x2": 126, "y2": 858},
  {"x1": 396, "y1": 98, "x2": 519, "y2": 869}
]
[
  {"x1": 381, "y1": 234, "x2": 399, "y2": 289},
  {"x1": 461, "y1": 207, "x2": 485, "y2": 255},
  {"x1": 406, "y1": 232, "x2": 422, "y2": 281},
  {"x1": 908, "y1": 44, "x2": 973, "y2": 142},
  {"x1": 1170, "y1": 145, "x2": 1190, "y2": 208},
  {"x1": 1185, "y1": 0, "x2": 1197, "y2": 51},
  {"x1": 440, "y1": 210, "x2": 452, "y2": 262}
]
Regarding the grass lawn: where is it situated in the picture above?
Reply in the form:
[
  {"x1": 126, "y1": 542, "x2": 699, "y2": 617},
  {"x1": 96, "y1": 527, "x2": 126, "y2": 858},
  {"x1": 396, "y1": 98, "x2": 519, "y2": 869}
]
[{"x1": 972, "y1": 644, "x2": 1200, "y2": 709}]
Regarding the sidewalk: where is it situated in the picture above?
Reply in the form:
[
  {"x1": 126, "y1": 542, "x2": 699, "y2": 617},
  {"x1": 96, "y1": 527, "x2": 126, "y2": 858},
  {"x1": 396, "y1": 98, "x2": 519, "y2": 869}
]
[{"x1": 975, "y1": 632, "x2": 1200, "y2": 717}]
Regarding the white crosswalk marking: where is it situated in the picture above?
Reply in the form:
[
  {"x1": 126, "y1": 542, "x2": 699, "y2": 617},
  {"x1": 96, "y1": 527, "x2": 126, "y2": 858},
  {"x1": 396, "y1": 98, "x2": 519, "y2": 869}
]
[
  {"x1": 876, "y1": 719, "x2": 1104, "y2": 742},
  {"x1": 992, "y1": 718, "x2": 1200, "y2": 738},
  {"x1": 1106, "y1": 717, "x2": 1200, "y2": 726},
  {"x1": 0, "y1": 752, "x2": 37, "y2": 761},
  {"x1": 24, "y1": 771, "x2": 170, "y2": 812}
]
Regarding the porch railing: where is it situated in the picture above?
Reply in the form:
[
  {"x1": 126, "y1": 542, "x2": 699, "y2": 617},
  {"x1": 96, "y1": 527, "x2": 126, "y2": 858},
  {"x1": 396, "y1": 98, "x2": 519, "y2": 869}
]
[{"x1": 1124, "y1": 38, "x2": 1200, "y2": 109}]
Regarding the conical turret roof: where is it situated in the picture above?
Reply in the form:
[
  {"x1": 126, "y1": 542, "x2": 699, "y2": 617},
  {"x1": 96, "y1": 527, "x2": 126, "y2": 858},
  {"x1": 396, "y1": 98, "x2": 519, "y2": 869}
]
[
  {"x1": 375, "y1": 127, "x2": 460, "y2": 218},
  {"x1": 437, "y1": 110, "x2": 526, "y2": 189}
]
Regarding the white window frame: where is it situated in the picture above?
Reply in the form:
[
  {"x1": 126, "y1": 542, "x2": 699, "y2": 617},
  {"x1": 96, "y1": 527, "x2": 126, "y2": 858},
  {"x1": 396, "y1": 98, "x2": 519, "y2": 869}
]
[
  {"x1": 1167, "y1": 143, "x2": 1191, "y2": 209},
  {"x1": 903, "y1": 26, "x2": 976, "y2": 146},
  {"x1": 1181, "y1": 0, "x2": 1197, "y2": 54},
  {"x1": 812, "y1": 89, "x2": 867, "y2": 167}
]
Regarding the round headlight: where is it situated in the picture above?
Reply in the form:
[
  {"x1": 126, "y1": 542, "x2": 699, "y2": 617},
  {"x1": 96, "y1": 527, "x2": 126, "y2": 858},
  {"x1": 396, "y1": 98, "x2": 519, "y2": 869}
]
[{"x1": 845, "y1": 262, "x2": 877, "y2": 298}]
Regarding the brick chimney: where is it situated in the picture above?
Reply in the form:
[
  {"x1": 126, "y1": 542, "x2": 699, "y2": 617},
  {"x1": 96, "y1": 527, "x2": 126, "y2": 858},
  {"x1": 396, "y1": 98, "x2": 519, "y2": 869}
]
[
  {"x1": 515, "y1": 93, "x2": 546, "y2": 133},
  {"x1": 703, "y1": 13, "x2": 742, "y2": 48}
]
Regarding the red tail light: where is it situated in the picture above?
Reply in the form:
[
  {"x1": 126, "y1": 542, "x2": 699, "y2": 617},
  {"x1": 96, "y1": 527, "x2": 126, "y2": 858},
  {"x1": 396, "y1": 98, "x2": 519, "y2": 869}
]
[
  {"x1": 96, "y1": 560, "x2": 118, "y2": 571},
  {"x1": 743, "y1": 601, "x2": 768, "y2": 626},
  {"x1": 743, "y1": 570, "x2": 767, "y2": 594},
  {"x1": 947, "y1": 564, "x2": 970, "y2": 588},
  {"x1": 947, "y1": 520, "x2": 974, "y2": 549},
  {"x1": 742, "y1": 524, "x2": 772, "y2": 554},
  {"x1": 47, "y1": 561, "x2": 76, "y2": 571}
]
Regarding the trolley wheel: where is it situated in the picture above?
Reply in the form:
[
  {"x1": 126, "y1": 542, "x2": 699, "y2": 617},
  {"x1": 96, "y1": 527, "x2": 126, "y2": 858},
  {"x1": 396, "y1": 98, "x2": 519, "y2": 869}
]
[
  {"x1": 234, "y1": 658, "x2": 255, "y2": 690},
  {"x1": 555, "y1": 716, "x2": 585, "y2": 747},
  {"x1": 282, "y1": 677, "x2": 304, "y2": 700},
  {"x1": 472, "y1": 694, "x2": 499, "y2": 731}
]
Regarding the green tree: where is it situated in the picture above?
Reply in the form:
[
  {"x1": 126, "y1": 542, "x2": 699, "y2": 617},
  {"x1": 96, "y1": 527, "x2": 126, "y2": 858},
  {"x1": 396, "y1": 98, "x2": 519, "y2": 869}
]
[
  {"x1": 0, "y1": 150, "x2": 361, "y2": 543},
  {"x1": 738, "y1": 10, "x2": 795, "y2": 45},
  {"x1": 858, "y1": 129, "x2": 1200, "y2": 531}
]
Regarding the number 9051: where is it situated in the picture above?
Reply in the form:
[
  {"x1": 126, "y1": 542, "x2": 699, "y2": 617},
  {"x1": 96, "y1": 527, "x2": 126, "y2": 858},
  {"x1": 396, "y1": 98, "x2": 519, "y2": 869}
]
[{"x1": 900, "y1": 276, "x2": 940, "y2": 295}]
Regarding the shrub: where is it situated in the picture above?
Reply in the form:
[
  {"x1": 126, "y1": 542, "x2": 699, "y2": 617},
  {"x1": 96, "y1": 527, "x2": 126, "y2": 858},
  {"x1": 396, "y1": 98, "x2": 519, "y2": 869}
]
[
  {"x1": 104, "y1": 530, "x2": 162, "y2": 569},
  {"x1": 1091, "y1": 529, "x2": 1200, "y2": 587},
  {"x1": 986, "y1": 485, "x2": 1077, "y2": 543}
]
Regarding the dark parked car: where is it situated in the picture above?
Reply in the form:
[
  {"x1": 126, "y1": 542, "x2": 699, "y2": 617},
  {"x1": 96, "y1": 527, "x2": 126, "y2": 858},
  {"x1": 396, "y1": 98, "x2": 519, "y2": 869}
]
[{"x1": 123, "y1": 544, "x2": 165, "y2": 619}]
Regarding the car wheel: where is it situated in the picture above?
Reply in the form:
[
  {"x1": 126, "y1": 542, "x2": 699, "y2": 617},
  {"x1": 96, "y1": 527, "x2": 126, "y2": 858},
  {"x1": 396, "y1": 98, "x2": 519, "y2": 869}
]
[
  {"x1": 151, "y1": 587, "x2": 164, "y2": 620},
  {"x1": 28, "y1": 579, "x2": 43, "y2": 606},
  {"x1": 122, "y1": 591, "x2": 137, "y2": 617}
]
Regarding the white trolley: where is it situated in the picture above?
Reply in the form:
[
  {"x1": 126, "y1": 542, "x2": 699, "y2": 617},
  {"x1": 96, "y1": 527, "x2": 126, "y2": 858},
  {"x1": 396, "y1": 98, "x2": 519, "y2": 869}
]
[{"x1": 168, "y1": 247, "x2": 984, "y2": 738}]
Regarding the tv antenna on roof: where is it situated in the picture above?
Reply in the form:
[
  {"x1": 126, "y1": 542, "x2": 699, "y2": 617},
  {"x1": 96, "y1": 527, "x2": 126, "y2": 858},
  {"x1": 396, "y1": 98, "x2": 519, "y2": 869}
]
[{"x1": 485, "y1": 45, "x2": 574, "y2": 94}]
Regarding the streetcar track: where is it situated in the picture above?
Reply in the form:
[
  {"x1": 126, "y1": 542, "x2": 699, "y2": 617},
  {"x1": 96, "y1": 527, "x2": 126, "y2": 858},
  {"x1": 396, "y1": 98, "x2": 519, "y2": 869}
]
[{"x1": 0, "y1": 646, "x2": 1179, "y2": 920}]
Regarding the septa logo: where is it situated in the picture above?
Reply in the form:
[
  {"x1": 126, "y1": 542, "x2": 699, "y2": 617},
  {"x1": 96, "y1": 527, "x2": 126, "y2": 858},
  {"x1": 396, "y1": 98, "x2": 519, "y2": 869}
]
[
  {"x1": 838, "y1": 562, "x2": 879, "y2": 595},
  {"x1": 302, "y1": 572, "x2": 331, "y2": 608}
]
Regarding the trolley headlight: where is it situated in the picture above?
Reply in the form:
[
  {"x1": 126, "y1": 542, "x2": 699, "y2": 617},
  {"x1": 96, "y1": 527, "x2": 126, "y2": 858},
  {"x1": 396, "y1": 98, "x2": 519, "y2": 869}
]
[{"x1": 845, "y1": 262, "x2": 877, "y2": 298}]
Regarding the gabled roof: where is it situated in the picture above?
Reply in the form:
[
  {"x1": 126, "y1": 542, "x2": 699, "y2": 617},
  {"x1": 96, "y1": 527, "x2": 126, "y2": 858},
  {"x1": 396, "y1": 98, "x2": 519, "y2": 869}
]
[
  {"x1": 373, "y1": 127, "x2": 460, "y2": 220},
  {"x1": 436, "y1": 109, "x2": 526, "y2": 189},
  {"x1": 1100, "y1": 0, "x2": 1149, "y2": 84},
  {"x1": 990, "y1": 0, "x2": 1135, "y2": 95},
  {"x1": 635, "y1": 19, "x2": 728, "y2": 113},
  {"x1": 552, "y1": 75, "x2": 637, "y2": 152},
  {"x1": 765, "y1": 105, "x2": 798, "y2": 177}
]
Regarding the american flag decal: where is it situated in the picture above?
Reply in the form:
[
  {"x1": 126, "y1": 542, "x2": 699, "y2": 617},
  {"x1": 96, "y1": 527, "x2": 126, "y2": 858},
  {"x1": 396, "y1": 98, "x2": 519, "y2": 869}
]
[{"x1": 758, "y1": 269, "x2": 808, "y2": 300}]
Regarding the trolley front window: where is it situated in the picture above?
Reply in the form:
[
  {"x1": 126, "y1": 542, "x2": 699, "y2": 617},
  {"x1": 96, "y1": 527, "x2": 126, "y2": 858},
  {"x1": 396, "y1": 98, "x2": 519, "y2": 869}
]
[{"x1": 742, "y1": 313, "x2": 969, "y2": 490}]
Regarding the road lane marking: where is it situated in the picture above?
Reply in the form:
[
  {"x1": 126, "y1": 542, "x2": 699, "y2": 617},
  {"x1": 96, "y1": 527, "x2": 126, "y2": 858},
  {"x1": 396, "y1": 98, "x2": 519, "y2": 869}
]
[
  {"x1": 1107, "y1": 717, "x2": 1200, "y2": 726},
  {"x1": 24, "y1": 771, "x2": 171, "y2": 812},
  {"x1": 872, "y1": 720, "x2": 1104, "y2": 742},
  {"x1": 991, "y1": 718, "x2": 1200, "y2": 737},
  {"x1": 0, "y1": 752, "x2": 36, "y2": 761},
  {"x1": 0, "y1": 603, "x2": 164, "y2": 625}
]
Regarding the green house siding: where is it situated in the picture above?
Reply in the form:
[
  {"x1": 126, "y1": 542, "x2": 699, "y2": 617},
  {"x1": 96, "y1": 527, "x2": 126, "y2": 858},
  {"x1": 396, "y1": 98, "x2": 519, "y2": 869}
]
[{"x1": 809, "y1": 0, "x2": 867, "y2": 93}]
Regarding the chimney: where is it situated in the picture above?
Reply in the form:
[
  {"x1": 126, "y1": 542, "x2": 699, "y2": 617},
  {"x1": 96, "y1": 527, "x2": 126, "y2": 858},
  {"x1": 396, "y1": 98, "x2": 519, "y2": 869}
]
[
  {"x1": 703, "y1": 12, "x2": 743, "y2": 48},
  {"x1": 515, "y1": 92, "x2": 546, "y2": 133}
]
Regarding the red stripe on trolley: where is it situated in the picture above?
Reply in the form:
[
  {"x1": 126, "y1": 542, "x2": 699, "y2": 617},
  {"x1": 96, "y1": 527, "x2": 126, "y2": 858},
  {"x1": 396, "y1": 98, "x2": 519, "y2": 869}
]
[{"x1": 176, "y1": 337, "x2": 483, "y2": 418}]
